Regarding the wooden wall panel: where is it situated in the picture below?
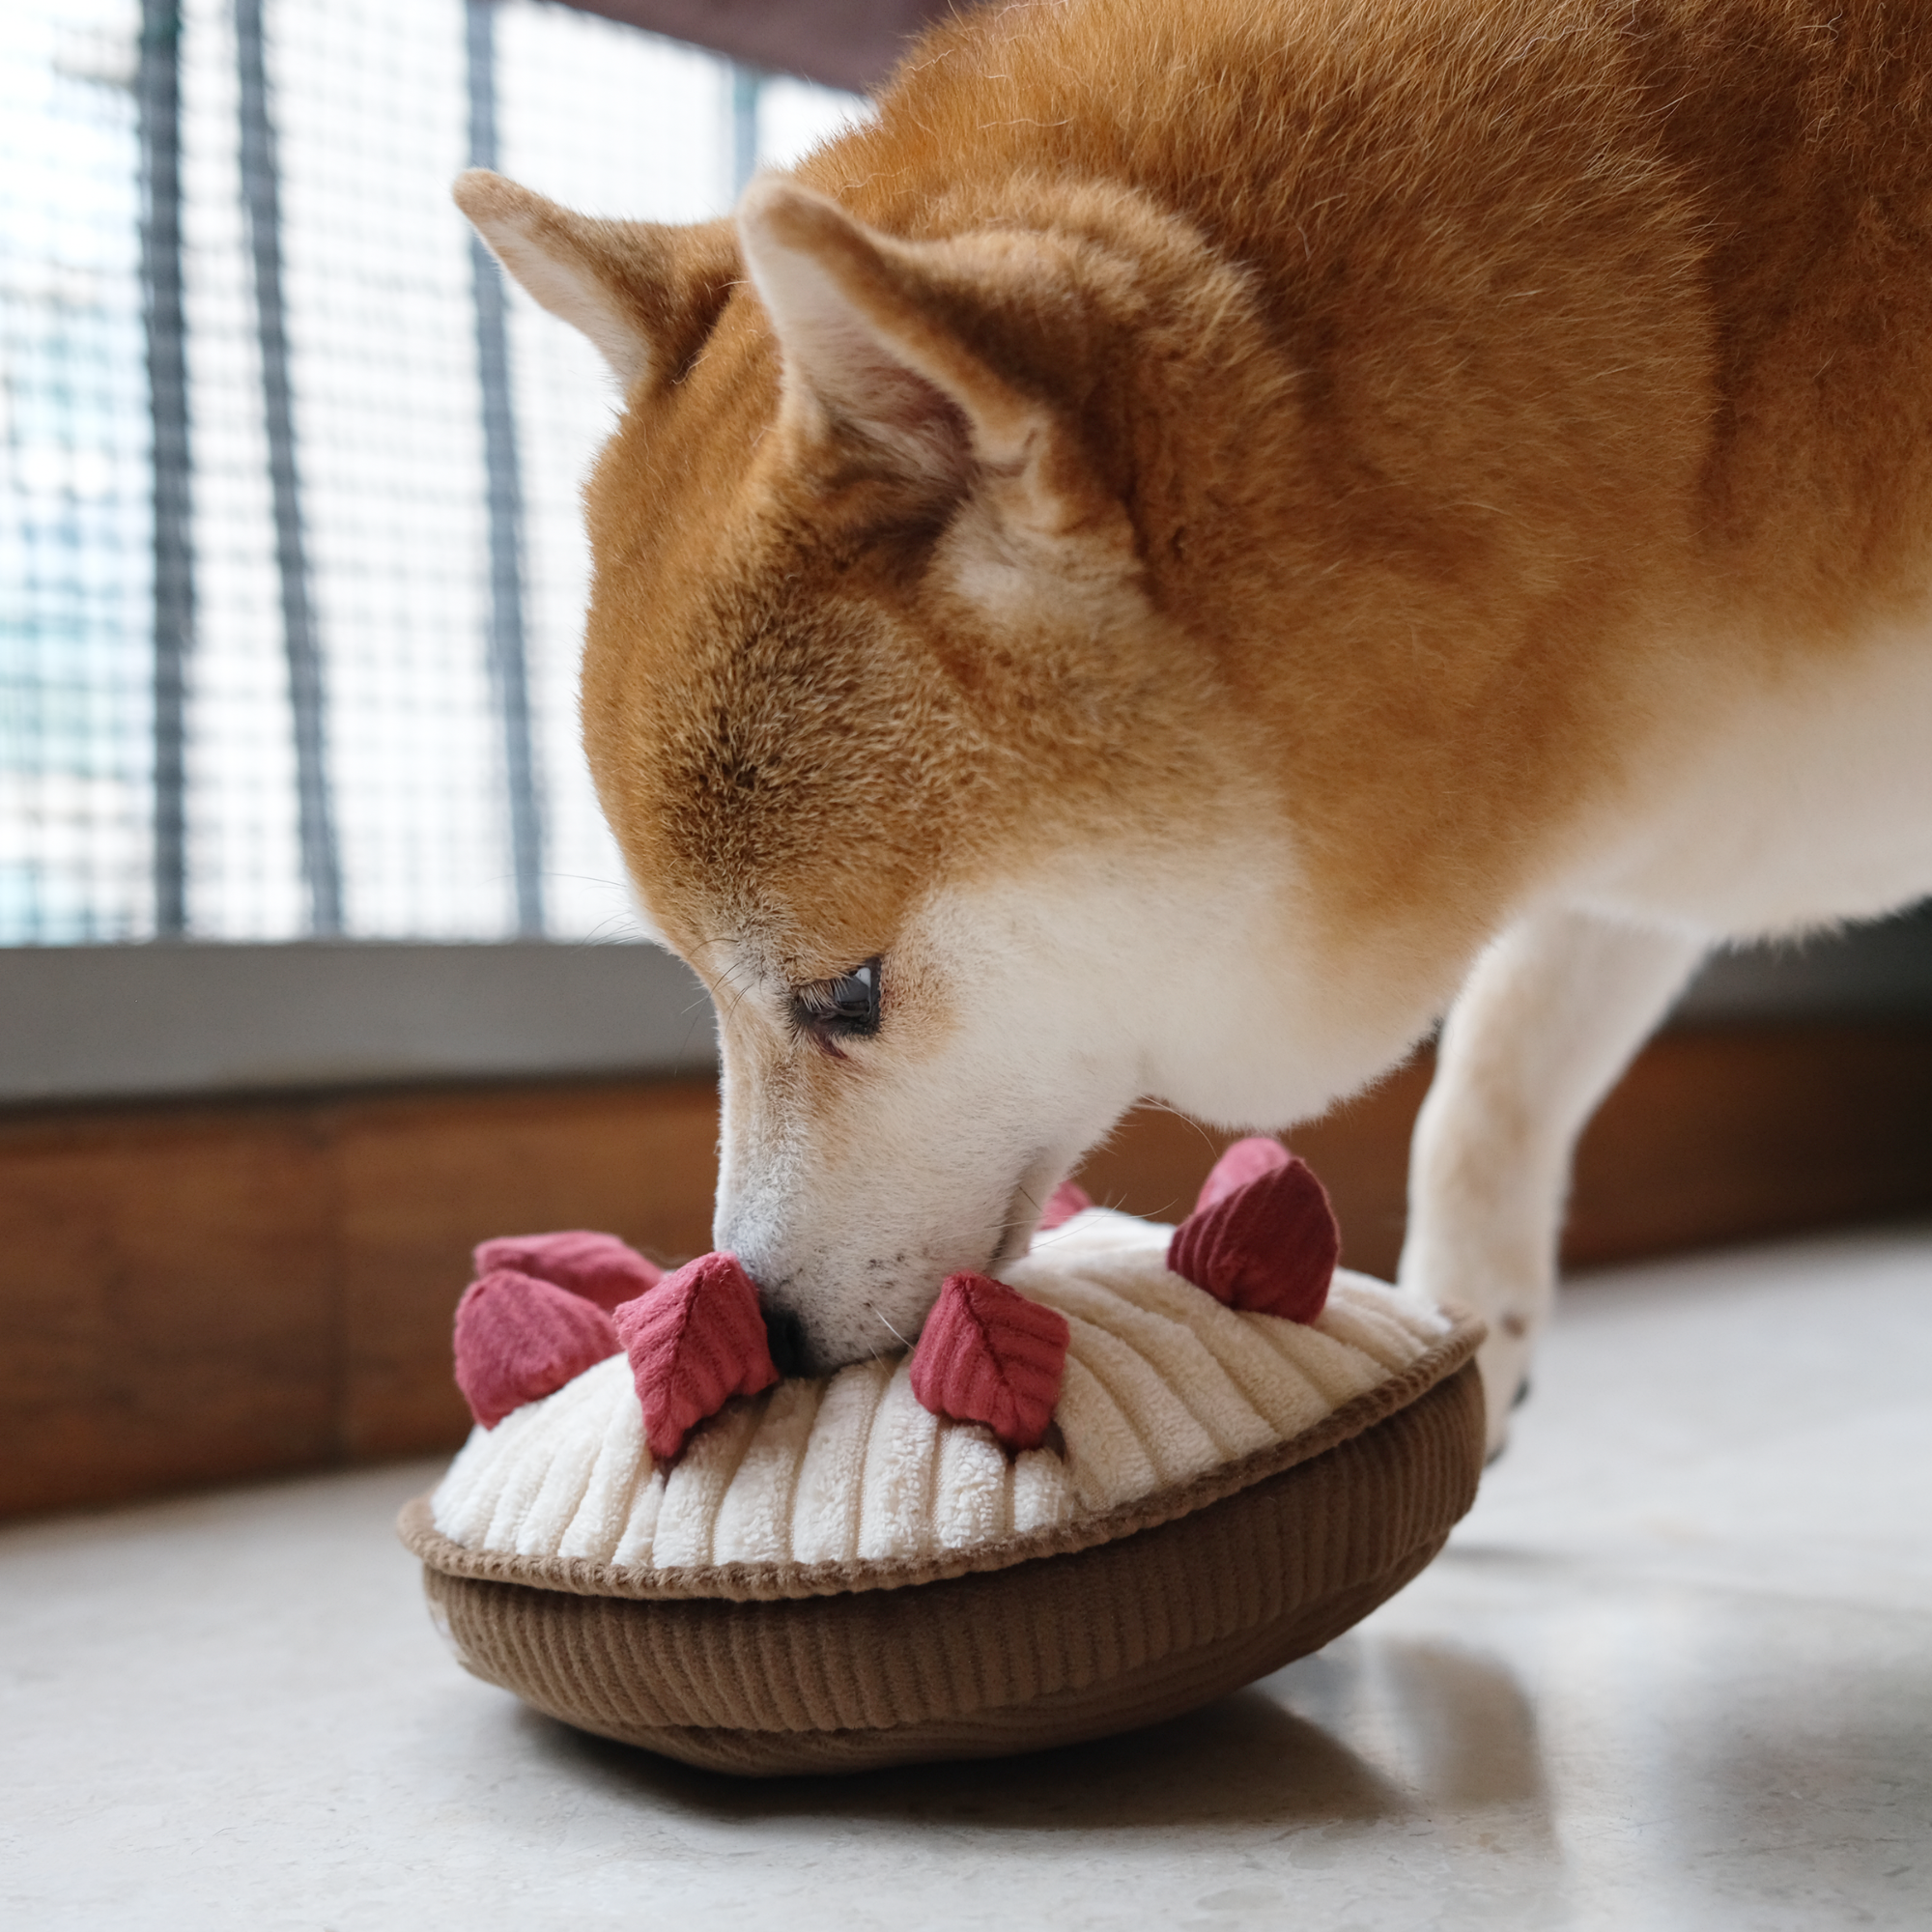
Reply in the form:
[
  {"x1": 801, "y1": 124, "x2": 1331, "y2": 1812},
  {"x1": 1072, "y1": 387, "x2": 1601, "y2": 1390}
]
[
  {"x1": 1567, "y1": 1026, "x2": 1932, "y2": 1266},
  {"x1": 0, "y1": 1080, "x2": 724, "y2": 1515},
  {"x1": 1074, "y1": 1061, "x2": 1430, "y2": 1282},
  {"x1": 0, "y1": 1107, "x2": 337, "y2": 1516},
  {"x1": 1077, "y1": 1025, "x2": 1932, "y2": 1284},
  {"x1": 2, "y1": 1024, "x2": 1928, "y2": 1518},
  {"x1": 331, "y1": 1083, "x2": 720, "y2": 1460}
]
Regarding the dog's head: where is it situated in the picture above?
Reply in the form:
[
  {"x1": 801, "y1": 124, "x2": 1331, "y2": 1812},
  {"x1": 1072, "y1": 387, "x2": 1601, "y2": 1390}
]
[{"x1": 456, "y1": 168, "x2": 1388, "y2": 1373}]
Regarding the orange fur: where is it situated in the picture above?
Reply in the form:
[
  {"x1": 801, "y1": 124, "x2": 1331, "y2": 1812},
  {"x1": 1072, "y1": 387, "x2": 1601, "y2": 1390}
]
[
  {"x1": 459, "y1": 0, "x2": 1932, "y2": 1380},
  {"x1": 534, "y1": 0, "x2": 1932, "y2": 955}
]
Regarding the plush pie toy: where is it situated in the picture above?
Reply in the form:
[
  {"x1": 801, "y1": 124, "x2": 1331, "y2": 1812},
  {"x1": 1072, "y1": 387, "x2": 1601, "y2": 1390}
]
[{"x1": 400, "y1": 1141, "x2": 1485, "y2": 1775}]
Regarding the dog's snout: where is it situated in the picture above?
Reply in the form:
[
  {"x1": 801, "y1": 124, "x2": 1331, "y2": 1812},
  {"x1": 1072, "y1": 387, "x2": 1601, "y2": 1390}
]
[{"x1": 761, "y1": 1299, "x2": 810, "y2": 1378}]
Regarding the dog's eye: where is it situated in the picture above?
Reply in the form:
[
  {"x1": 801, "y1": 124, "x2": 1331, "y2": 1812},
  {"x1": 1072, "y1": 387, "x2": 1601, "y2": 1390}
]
[{"x1": 791, "y1": 957, "x2": 882, "y2": 1039}]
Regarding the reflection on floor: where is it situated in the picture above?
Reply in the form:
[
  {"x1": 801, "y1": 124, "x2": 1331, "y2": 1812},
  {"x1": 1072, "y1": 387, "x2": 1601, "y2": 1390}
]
[{"x1": 4, "y1": 1224, "x2": 1928, "y2": 1930}]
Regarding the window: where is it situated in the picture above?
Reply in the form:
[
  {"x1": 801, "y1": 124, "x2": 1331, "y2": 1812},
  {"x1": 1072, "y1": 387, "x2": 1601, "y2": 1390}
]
[{"x1": 0, "y1": 0, "x2": 866, "y2": 945}]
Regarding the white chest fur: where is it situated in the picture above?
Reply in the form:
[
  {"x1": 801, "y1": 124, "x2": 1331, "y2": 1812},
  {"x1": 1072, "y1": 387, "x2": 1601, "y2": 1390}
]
[{"x1": 1579, "y1": 621, "x2": 1932, "y2": 940}]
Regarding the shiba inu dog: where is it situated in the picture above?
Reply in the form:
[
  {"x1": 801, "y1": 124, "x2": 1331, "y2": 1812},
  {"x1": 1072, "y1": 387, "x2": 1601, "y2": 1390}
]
[{"x1": 459, "y1": 0, "x2": 1932, "y2": 1451}]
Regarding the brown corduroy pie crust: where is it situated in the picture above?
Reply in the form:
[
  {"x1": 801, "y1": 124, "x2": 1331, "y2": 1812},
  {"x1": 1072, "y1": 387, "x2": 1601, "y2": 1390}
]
[{"x1": 402, "y1": 1315, "x2": 1485, "y2": 1776}]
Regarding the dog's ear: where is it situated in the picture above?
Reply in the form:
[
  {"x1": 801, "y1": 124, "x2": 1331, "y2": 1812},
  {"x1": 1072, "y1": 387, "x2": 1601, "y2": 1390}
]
[
  {"x1": 454, "y1": 170, "x2": 736, "y2": 390},
  {"x1": 736, "y1": 178, "x2": 1114, "y2": 538}
]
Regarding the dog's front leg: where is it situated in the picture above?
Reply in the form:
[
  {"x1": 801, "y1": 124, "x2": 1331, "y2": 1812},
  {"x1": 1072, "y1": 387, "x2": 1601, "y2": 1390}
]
[{"x1": 1397, "y1": 906, "x2": 1707, "y2": 1455}]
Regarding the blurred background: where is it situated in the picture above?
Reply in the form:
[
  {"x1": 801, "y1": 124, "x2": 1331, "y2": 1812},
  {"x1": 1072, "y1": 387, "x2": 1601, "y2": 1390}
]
[
  {"x1": 3, "y1": 0, "x2": 1928, "y2": 1519},
  {"x1": 2, "y1": 0, "x2": 867, "y2": 952}
]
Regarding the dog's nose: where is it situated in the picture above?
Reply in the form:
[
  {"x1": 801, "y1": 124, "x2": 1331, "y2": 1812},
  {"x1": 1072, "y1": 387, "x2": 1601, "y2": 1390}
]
[{"x1": 762, "y1": 1301, "x2": 809, "y2": 1378}]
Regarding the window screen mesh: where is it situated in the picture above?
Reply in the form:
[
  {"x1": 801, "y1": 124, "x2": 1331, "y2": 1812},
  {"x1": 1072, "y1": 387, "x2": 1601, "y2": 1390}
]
[{"x1": 0, "y1": 0, "x2": 867, "y2": 943}]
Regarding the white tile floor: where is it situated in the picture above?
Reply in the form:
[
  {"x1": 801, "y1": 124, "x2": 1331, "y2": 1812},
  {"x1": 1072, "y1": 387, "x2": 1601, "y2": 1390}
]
[{"x1": 4, "y1": 1225, "x2": 1929, "y2": 1931}]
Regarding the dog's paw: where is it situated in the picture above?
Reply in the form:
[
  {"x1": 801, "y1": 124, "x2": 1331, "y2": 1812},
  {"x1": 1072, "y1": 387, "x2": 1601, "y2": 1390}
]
[{"x1": 1473, "y1": 1315, "x2": 1539, "y2": 1460}]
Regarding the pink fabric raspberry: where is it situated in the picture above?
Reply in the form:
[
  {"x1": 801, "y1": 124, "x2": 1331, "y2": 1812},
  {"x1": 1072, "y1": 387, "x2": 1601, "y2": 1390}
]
[
  {"x1": 471, "y1": 1229, "x2": 663, "y2": 1311},
  {"x1": 453, "y1": 1268, "x2": 622, "y2": 1429},
  {"x1": 909, "y1": 1271, "x2": 1069, "y2": 1452},
  {"x1": 1167, "y1": 1139, "x2": 1338, "y2": 1323},
  {"x1": 1192, "y1": 1136, "x2": 1292, "y2": 1213},
  {"x1": 1035, "y1": 1178, "x2": 1093, "y2": 1235},
  {"x1": 613, "y1": 1252, "x2": 779, "y2": 1462}
]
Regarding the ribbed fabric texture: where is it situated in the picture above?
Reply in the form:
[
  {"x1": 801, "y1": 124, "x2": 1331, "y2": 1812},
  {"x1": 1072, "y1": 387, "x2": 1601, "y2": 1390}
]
[
  {"x1": 472, "y1": 1230, "x2": 663, "y2": 1311},
  {"x1": 452, "y1": 1271, "x2": 621, "y2": 1431},
  {"x1": 595, "y1": 1570, "x2": 1435, "y2": 1776},
  {"x1": 417, "y1": 1359, "x2": 1484, "y2": 1775},
  {"x1": 428, "y1": 1212, "x2": 1459, "y2": 1588},
  {"x1": 613, "y1": 1252, "x2": 779, "y2": 1461},
  {"x1": 1166, "y1": 1148, "x2": 1339, "y2": 1321},
  {"x1": 909, "y1": 1271, "x2": 1071, "y2": 1449}
]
